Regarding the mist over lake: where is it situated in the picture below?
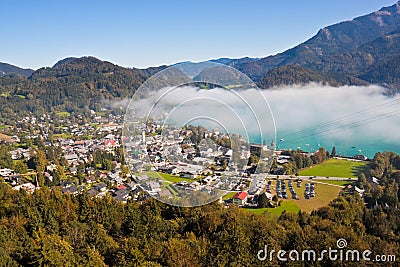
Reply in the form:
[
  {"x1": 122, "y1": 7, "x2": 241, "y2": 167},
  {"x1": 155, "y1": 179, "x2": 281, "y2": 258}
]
[
  {"x1": 261, "y1": 84, "x2": 400, "y2": 158},
  {"x1": 133, "y1": 84, "x2": 400, "y2": 159}
]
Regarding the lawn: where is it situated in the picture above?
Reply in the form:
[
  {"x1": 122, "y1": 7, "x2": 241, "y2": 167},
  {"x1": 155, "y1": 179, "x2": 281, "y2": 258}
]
[
  {"x1": 222, "y1": 191, "x2": 237, "y2": 200},
  {"x1": 56, "y1": 111, "x2": 71, "y2": 118},
  {"x1": 299, "y1": 158, "x2": 368, "y2": 178},
  {"x1": 90, "y1": 123, "x2": 99, "y2": 129},
  {"x1": 146, "y1": 171, "x2": 194, "y2": 183}
]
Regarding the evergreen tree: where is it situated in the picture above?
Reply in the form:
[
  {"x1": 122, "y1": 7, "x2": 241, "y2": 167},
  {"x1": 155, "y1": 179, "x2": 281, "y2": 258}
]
[{"x1": 331, "y1": 146, "x2": 336, "y2": 158}]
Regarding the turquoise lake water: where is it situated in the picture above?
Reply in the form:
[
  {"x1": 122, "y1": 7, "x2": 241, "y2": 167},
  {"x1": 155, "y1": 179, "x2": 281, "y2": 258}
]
[{"x1": 250, "y1": 131, "x2": 400, "y2": 159}]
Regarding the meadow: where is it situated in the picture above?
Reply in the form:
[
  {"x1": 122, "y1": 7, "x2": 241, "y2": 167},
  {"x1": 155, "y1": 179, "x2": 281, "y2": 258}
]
[{"x1": 298, "y1": 158, "x2": 368, "y2": 178}]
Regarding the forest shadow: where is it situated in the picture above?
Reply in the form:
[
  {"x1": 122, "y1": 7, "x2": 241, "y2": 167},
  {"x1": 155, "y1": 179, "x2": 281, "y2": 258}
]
[{"x1": 352, "y1": 164, "x2": 370, "y2": 177}]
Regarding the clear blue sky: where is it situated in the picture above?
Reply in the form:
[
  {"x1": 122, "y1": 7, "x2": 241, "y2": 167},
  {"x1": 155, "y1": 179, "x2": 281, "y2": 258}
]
[{"x1": 0, "y1": 0, "x2": 396, "y2": 69}]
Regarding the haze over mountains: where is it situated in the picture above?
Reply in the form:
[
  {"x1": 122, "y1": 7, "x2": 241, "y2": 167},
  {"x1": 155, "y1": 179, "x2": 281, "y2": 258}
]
[
  {"x1": 0, "y1": 62, "x2": 34, "y2": 77},
  {"x1": 0, "y1": 1, "x2": 400, "y2": 119}
]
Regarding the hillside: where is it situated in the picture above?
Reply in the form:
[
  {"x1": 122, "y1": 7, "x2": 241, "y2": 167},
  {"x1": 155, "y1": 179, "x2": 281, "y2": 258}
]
[
  {"x1": 0, "y1": 62, "x2": 34, "y2": 77},
  {"x1": 235, "y1": 1, "x2": 400, "y2": 87},
  {"x1": 0, "y1": 56, "x2": 193, "y2": 123},
  {"x1": 193, "y1": 65, "x2": 253, "y2": 87},
  {"x1": 0, "y1": 57, "x2": 148, "y2": 122},
  {"x1": 360, "y1": 54, "x2": 400, "y2": 86},
  {"x1": 257, "y1": 65, "x2": 368, "y2": 88},
  {"x1": 209, "y1": 57, "x2": 259, "y2": 67}
]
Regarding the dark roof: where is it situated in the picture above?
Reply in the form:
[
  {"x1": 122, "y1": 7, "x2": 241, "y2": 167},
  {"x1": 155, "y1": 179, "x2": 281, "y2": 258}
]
[
  {"x1": 60, "y1": 180, "x2": 72, "y2": 187},
  {"x1": 62, "y1": 185, "x2": 77, "y2": 194},
  {"x1": 132, "y1": 187, "x2": 142, "y2": 195},
  {"x1": 113, "y1": 195, "x2": 127, "y2": 202},
  {"x1": 87, "y1": 188, "x2": 99, "y2": 196},
  {"x1": 126, "y1": 181, "x2": 136, "y2": 190},
  {"x1": 114, "y1": 189, "x2": 129, "y2": 197},
  {"x1": 94, "y1": 183, "x2": 107, "y2": 190}
]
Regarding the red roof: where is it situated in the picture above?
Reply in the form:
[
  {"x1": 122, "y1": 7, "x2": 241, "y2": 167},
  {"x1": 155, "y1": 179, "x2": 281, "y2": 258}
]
[
  {"x1": 233, "y1": 191, "x2": 248, "y2": 200},
  {"x1": 104, "y1": 140, "x2": 116, "y2": 146},
  {"x1": 117, "y1": 184, "x2": 127, "y2": 190}
]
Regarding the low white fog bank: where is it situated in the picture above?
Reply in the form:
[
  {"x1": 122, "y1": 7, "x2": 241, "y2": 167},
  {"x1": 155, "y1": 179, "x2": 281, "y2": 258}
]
[
  {"x1": 265, "y1": 84, "x2": 399, "y2": 144},
  {"x1": 122, "y1": 83, "x2": 400, "y2": 155}
]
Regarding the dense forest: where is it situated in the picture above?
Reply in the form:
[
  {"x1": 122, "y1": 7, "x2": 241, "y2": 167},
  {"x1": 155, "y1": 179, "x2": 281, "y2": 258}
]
[
  {"x1": 0, "y1": 57, "x2": 149, "y2": 123},
  {"x1": 257, "y1": 65, "x2": 369, "y2": 88},
  {"x1": 0, "y1": 151, "x2": 399, "y2": 266}
]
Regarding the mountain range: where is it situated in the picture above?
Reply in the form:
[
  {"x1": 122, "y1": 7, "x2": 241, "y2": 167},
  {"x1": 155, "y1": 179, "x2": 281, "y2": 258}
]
[
  {"x1": 1, "y1": 1, "x2": 400, "y2": 121},
  {"x1": 232, "y1": 1, "x2": 400, "y2": 88}
]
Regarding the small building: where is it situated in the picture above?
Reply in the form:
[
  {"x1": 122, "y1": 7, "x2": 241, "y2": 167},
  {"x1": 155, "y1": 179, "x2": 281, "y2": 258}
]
[
  {"x1": 354, "y1": 186, "x2": 365, "y2": 197},
  {"x1": 371, "y1": 177, "x2": 380, "y2": 185},
  {"x1": 12, "y1": 183, "x2": 36, "y2": 194},
  {"x1": 84, "y1": 175, "x2": 96, "y2": 183},
  {"x1": 61, "y1": 185, "x2": 78, "y2": 195},
  {"x1": 94, "y1": 183, "x2": 107, "y2": 192},
  {"x1": 0, "y1": 168, "x2": 14, "y2": 177},
  {"x1": 354, "y1": 154, "x2": 368, "y2": 161},
  {"x1": 87, "y1": 188, "x2": 99, "y2": 197},
  {"x1": 232, "y1": 191, "x2": 249, "y2": 205}
]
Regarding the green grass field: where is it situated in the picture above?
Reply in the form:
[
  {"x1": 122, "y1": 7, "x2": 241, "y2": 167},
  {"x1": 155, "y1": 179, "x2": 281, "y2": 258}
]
[
  {"x1": 56, "y1": 111, "x2": 71, "y2": 118},
  {"x1": 299, "y1": 158, "x2": 368, "y2": 178},
  {"x1": 90, "y1": 123, "x2": 99, "y2": 129},
  {"x1": 146, "y1": 171, "x2": 194, "y2": 183},
  {"x1": 222, "y1": 192, "x2": 237, "y2": 200}
]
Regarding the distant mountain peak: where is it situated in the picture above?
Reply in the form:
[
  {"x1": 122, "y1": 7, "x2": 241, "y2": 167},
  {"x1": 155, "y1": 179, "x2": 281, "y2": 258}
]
[
  {"x1": 234, "y1": 0, "x2": 400, "y2": 87},
  {"x1": 53, "y1": 56, "x2": 106, "y2": 68}
]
